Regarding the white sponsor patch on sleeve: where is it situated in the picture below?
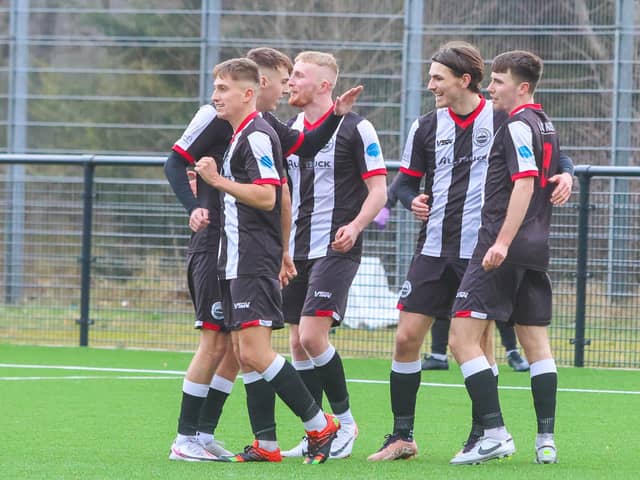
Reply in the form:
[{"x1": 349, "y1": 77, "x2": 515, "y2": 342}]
[{"x1": 508, "y1": 120, "x2": 537, "y2": 173}]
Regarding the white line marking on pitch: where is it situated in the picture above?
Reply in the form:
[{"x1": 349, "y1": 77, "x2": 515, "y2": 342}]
[
  {"x1": 1, "y1": 363, "x2": 639, "y2": 395},
  {"x1": 0, "y1": 375, "x2": 180, "y2": 381},
  {"x1": 0, "y1": 363, "x2": 184, "y2": 375}
]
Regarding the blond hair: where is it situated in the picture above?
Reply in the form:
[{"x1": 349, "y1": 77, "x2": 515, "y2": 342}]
[{"x1": 294, "y1": 51, "x2": 339, "y2": 85}]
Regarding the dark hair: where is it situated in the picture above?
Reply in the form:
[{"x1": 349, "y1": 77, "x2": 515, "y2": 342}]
[
  {"x1": 246, "y1": 47, "x2": 293, "y2": 74},
  {"x1": 431, "y1": 41, "x2": 484, "y2": 93},
  {"x1": 212, "y1": 58, "x2": 260, "y2": 85},
  {"x1": 491, "y1": 50, "x2": 543, "y2": 94}
]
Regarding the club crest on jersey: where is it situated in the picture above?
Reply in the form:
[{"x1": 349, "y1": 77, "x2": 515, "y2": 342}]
[
  {"x1": 399, "y1": 281, "x2": 412, "y2": 298},
  {"x1": 473, "y1": 128, "x2": 492, "y2": 147},
  {"x1": 259, "y1": 155, "x2": 274, "y2": 168},
  {"x1": 366, "y1": 142, "x2": 381, "y2": 157},
  {"x1": 211, "y1": 301, "x2": 224, "y2": 320},
  {"x1": 320, "y1": 137, "x2": 335, "y2": 153}
]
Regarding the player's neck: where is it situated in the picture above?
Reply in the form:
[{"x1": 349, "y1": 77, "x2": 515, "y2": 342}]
[
  {"x1": 227, "y1": 105, "x2": 257, "y2": 131},
  {"x1": 449, "y1": 92, "x2": 482, "y2": 117},
  {"x1": 507, "y1": 95, "x2": 534, "y2": 115},
  {"x1": 302, "y1": 96, "x2": 334, "y2": 124}
]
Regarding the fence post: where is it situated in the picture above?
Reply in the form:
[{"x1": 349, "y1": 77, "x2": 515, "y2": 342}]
[
  {"x1": 573, "y1": 169, "x2": 592, "y2": 367},
  {"x1": 78, "y1": 161, "x2": 95, "y2": 347}
]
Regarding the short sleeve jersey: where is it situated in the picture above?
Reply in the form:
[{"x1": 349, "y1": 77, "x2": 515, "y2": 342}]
[
  {"x1": 218, "y1": 112, "x2": 284, "y2": 279},
  {"x1": 400, "y1": 96, "x2": 507, "y2": 259},
  {"x1": 172, "y1": 104, "x2": 233, "y2": 254},
  {"x1": 473, "y1": 104, "x2": 560, "y2": 270},
  {"x1": 285, "y1": 109, "x2": 387, "y2": 261},
  {"x1": 262, "y1": 111, "x2": 305, "y2": 159}
]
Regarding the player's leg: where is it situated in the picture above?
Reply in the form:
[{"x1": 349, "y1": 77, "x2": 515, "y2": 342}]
[
  {"x1": 422, "y1": 316, "x2": 450, "y2": 370},
  {"x1": 170, "y1": 328, "x2": 228, "y2": 461},
  {"x1": 498, "y1": 321, "x2": 530, "y2": 372},
  {"x1": 211, "y1": 279, "x2": 279, "y2": 462},
  {"x1": 369, "y1": 256, "x2": 456, "y2": 461},
  {"x1": 295, "y1": 256, "x2": 360, "y2": 459},
  {"x1": 170, "y1": 253, "x2": 226, "y2": 462},
  {"x1": 280, "y1": 262, "x2": 320, "y2": 458},
  {"x1": 448, "y1": 261, "x2": 520, "y2": 465},
  {"x1": 367, "y1": 310, "x2": 430, "y2": 461},
  {"x1": 284, "y1": 261, "x2": 324, "y2": 408},
  {"x1": 196, "y1": 336, "x2": 239, "y2": 457},
  {"x1": 460, "y1": 321, "x2": 497, "y2": 453},
  {"x1": 514, "y1": 270, "x2": 557, "y2": 464},
  {"x1": 226, "y1": 277, "x2": 338, "y2": 464}
]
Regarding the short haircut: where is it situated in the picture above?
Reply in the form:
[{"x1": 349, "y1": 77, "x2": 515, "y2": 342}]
[
  {"x1": 492, "y1": 50, "x2": 543, "y2": 94},
  {"x1": 431, "y1": 41, "x2": 484, "y2": 93},
  {"x1": 294, "y1": 51, "x2": 339, "y2": 82},
  {"x1": 246, "y1": 47, "x2": 293, "y2": 74},
  {"x1": 212, "y1": 58, "x2": 260, "y2": 86}
]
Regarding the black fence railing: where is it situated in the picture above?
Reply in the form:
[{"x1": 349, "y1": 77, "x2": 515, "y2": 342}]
[{"x1": 0, "y1": 155, "x2": 638, "y2": 369}]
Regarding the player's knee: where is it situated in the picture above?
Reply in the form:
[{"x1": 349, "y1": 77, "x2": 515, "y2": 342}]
[
  {"x1": 289, "y1": 330, "x2": 303, "y2": 352},
  {"x1": 394, "y1": 328, "x2": 419, "y2": 354},
  {"x1": 448, "y1": 331, "x2": 461, "y2": 357},
  {"x1": 236, "y1": 348, "x2": 260, "y2": 372},
  {"x1": 298, "y1": 331, "x2": 326, "y2": 357}
]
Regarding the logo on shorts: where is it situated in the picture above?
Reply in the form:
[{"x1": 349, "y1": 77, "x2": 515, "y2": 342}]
[
  {"x1": 314, "y1": 290, "x2": 333, "y2": 299},
  {"x1": 399, "y1": 281, "x2": 412, "y2": 298},
  {"x1": 233, "y1": 302, "x2": 251, "y2": 310},
  {"x1": 456, "y1": 291, "x2": 468, "y2": 299},
  {"x1": 211, "y1": 301, "x2": 224, "y2": 320}
]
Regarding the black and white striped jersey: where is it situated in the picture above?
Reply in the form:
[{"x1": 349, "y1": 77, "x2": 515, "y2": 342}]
[
  {"x1": 474, "y1": 103, "x2": 560, "y2": 271},
  {"x1": 400, "y1": 96, "x2": 506, "y2": 259},
  {"x1": 172, "y1": 104, "x2": 232, "y2": 254},
  {"x1": 217, "y1": 112, "x2": 284, "y2": 280},
  {"x1": 171, "y1": 105, "x2": 337, "y2": 254},
  {"x1": 286, "y1": 109, "x2": 387, "y2": 261}
]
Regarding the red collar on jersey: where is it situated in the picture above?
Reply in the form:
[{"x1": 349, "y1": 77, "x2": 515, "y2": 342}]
[
  {"x1": 304, "y1": 104, "x2": 335, "y2": 131},
  {"x1": 231, "y1": 111, "x2": 259, "y2": 142},
  {"x1": 448, "y1": 95, "x2": 486, "y2": 129},
  {"x1": 510, "y1": 103, "x2": 542, "y2": 116}
]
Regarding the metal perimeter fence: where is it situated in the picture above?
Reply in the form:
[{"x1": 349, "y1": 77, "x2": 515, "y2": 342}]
[
  {"x1": 0, "y1": 1, "x2": 639, "y2": 367},
  {"x1": 0, "y1": 155, "x2": 638, "y2": 369}
]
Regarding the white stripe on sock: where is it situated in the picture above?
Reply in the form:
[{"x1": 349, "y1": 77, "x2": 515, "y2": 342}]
[
  {"x1": 292, "y1": 359, "x2": 315, "y2": 371},
  {"x1": 210, "y1": 374, "x2": 234, "y2": 394},
  {"x1": 311, "y1": 344, "x2": 336, "y2": 367},
  {"x1": 242, "y1": 371, "x2": 262, "y2": 384},
  {"x1": 182, "y1": 378, "x2": 209, "y2": 397},
  {"x1": 460, "y1": 356, "x2": 491, "y2": 379},
  {"x1": 391, "y1": 359, "x2": 422, "y2": 374},
  {"x1": 530, "y1": 358, "x2": 557, "y2": 377},
  {"x1": 261, "y1": 355, "x2": 286, "y2": 382}
]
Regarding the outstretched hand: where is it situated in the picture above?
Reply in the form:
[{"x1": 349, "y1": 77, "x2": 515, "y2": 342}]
[{"x1": 334, "y1": 85, "x2": 364, "y2": 116}]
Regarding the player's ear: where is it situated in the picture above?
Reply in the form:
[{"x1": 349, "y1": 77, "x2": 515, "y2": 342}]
[
  {"x1": 243, "y1": 86, "x2": 256, "y2": 103},
  {"x1": 460, "y1": 73, "x2": 472, "y2": 90},
  {"x1": 260, "y1": 74, "x2": 268, "y2": 88},
  {"x1": 517, "y1": 81, "x2": 531, "y2": 96}
]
